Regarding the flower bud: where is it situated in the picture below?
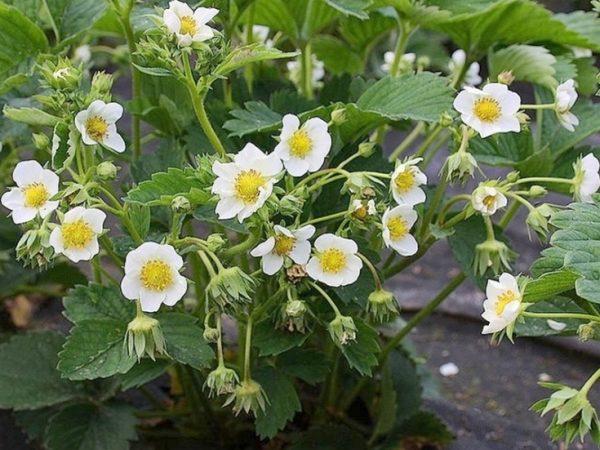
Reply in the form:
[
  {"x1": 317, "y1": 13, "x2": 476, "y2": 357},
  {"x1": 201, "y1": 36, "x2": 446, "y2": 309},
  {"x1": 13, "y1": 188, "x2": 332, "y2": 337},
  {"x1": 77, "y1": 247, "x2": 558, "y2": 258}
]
[
  {"x1": 206, "y1": 233, "x2": 226, "y2": 252},
  {"x1": 203, "y1": 326, "x2": 220, "y2": 343},
  {"x1": 32, "y1": 133, "x2": 50, "y2": 151},
  {"x1": 39, "y1": 58, "x2": 81, "y2": 90},
  {"x1": 125, "y1": 314, "x2": 167, "y2": 361},
  {"x1": 205, "y1": 365, "x2": 239, "y2": 397},
  {"x1": 328, "y1": 315, "x2": 357, "y2": 346},
  {"x1": 367, "y1": 289, "x2": 398, "y2": 322},
  {"x1": 206, "y1": 267, "x2": 256, "y2": 309},
  {"x1": 526, "y1": 208, "x2": 549, "y2": 239},
  {"x1": 517, "y1": 111, "x2": 530, "y2": 125},
  {"x1": 416, "y1": 55, "x2": 430, "y2": 70},
  {"x1": 506, "y1": 171, "x2": 520, "y2": 183},
  {"x1": 358, "y1": 142, "x2": 377, "y2": 158},
  {"x1": 278, "y1": 299, "x2": 309, "y2": 333},
  {"x1": 439, "y1": 112, "x2": 454, "y2": 128},
  {"x1": 578, "y1": 322, "x2": 600, "y2": 342},
  {"x1": 445, "y1": 150, "x2": 478, "y2": 183},
  {"x1": 528, "y1": 185, "x2": 547, "y2": 197},
  {"x1": 171, "y1": 195, "x2": 192, "y2": 214},
  {"x1": 474, "y1": 238, "x2": 515, "y2": 276},
  {"x1": 330, "y1": 107, "x2": 347, "y2": 125},
  {"x1": 96, "y1": 161, "x2": 118, "y2": 180},
  {"x1": 497, "y1": 70, "x2": 515, "y2": 85},
  {"x1": 278, "y1": 194, "x2": 304, "y2": 217},
  {"x1": 225, "y1": 379, "x2": 268, "y2": 416},
  {"x1": 90, "y1": 71, "x2": 114, "y2": 96}
]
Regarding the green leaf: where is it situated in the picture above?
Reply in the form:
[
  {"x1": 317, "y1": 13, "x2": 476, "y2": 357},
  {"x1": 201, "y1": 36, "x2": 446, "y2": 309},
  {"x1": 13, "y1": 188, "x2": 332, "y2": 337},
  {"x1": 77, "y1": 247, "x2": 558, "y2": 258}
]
[
  {"x1": 340, "y1": 318, "x2": 380, "y2": 376},
  {"x1": 46, "y1": 0, "x2": 107, "y2": 42},
  {"x1": 131, "y1": 63, "x2": 173, "y2": 78},
  {"x1": 14, "y1": 407, "x2": 59, "y2": 442},
  {"x1": 312, "y1": 36, "x2": 363, "y2": 75},
  {"x1": 58, "y1": 319, "x2": 135, "y2": 380},
  {"x1": 194, "y1": 204, "x2": 247, "y2": 233},
  {"x1": 63, "y1": 283, "x2": 135, "y2": 324},
  {"x1": 253, "y1": 320, "x2": 309, "y2": 356},
  {"x1": 332, "y1": 267, "x2": 376, "y2": 308},
  {"x1": 386, "y1": 411, "x2": 453, "y2": 447},
  {"x1": 447, "y1": 215, "x2": 487, "y2": 288},
  {"x1": 223, "y1": 101, "x2": 282, "y2": 138},
  {"x1": 0, "y1": 331, "x2": 81, "y2": 410},
  {"x1": 120, "y1": 359, "x2": 171, "y2": 391},
  {"x1": 371, "y1": 365, "x2": 397, "y2": 439},
  {"x1": 356, "y1": 73, "x2": 454, "y2": 123},
  {"x1": 339, "y1": 12, "x2": 396, "y2": 55},
  {"x1": 3, "y1": 106, "x2": 60, "y2": 126},
  {"x1": 125, "y1": 167, "x2": 211, "y2": 207},
  {"x1": 276, "y1": 348, "x2": 329, "y2": 385},
  {"x1": 554, "y1": 11, "x2": 600, "y2": 52},
  {"x1": 522, "y1": 269, "x2": 579, "y2": 303},
  {"x1": 290, "y1": 424, "x2": 368, "y2": 450},
  {"x1": 469, "y1": 130, "x2": 535, "y2": 167},
  {"x1": 214, "y1": 43, "x2": 297, "y2": 77},
  {"x1": 516, "y1": 297, "x2": 585, "y2": 337},
  {"x1": 251, "y1": 0, "x2": 298, "y2": 39},
  {"x1": 254, "y1": 366, "x2": 301, "y2": 439},
  {"x1": 45, "y1": 401, "x2": 137, "y2": 450},
  {"x1": 0, "y1": 73, "x2": 27, "y2": 95},
  {"x1": 388, "y1": 350, "x2": 422, "y2": 424},
  {"x1": 324, "y1": 0, "x2": 371, "y2": 19},
  {"x1": 156, "y1": 312, "x2": 214, "y2": 370},
  {"x1": 51, "y1": 122, "x2": 72, "y2": 170},
  {"x1": 0, "y1": 3, "x2": 47, "y2": 82},
  {"x1": 488, "y1": 45, "x2": 557, "y2": 89}
]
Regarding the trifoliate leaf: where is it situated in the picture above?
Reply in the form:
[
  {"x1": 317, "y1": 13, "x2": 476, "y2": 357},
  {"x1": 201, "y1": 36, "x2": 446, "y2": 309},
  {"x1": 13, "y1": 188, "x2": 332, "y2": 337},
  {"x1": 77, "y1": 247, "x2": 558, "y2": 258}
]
[
  {"x1": 156, "y1": 312, "x2": 215, "y2": 370},
  {"x1": 0, "y1": 332, "x2": 81, "y2": 410},
  {"x1": 340, "y1": 318, "x2": 380, "y2": 376},
  {"x1": 58, "y1": 319, "x2": 136, "y2": 380},
  {"x1": 63, "y1": 283, "x2": 135, "y2": 324},
  {"x1": 356, "y1": 73, "x2": 454, "y2": 123},
  {"x1": 44, "y1": 401, "x2": 137, "y2": 450},
  {"x1": 522, "y1": 269, "x2": 579, "y2": 303},
  {"x1": 0, "y1": 3, "x2": 47, "y2": 82},
  {"x1": 125, "y1": 167, "x2": 211, "y2": 207},
  {"x1": 250, "y1": 0, "x2": 298, "y2": 39},
  {"x1": 254, "y1": 366, "x2": 301, "y2": 439},
  {"x1": 488, "y1": 45, "x2": 557, "y2": 89},
  {"x1": 339, "y1": 12, "x2": 396, "y2": 55}
]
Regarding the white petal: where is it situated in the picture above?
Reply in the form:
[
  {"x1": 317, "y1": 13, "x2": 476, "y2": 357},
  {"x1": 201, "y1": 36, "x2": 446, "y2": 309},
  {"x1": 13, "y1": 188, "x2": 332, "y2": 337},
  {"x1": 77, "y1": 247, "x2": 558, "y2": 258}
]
[
  {"x1": 284, "y1": 158, "x2": 310, "y2": 177},
  {"x1": 103, "y1": 129, "x2": 126, "y2": 153},
  {"x1": 250, "y1": 237, "x2": 275, "y2": 257},
  {"x1": 193, "y1": 25, "x2": 214, "y2": 42},
  {"x1": 13, "y1": 160, "x2": 44, "y2": 187},
  {"x1": 1, "y1": 188, "x2": 24, "y2": 210},
  {"x1": 261, "y1": 253, "x2": 283, "y2": 275},
  {"x1": 391, "y1": 234, "x2": 418, "y2": 256},
  {"x1": 164, "y1": 275, "x2": 187, "y2": 306},
  {"x1": 139, "y1": 290, "x2": 167, "y2": 313},
  {"x1": 163, "y1": 9, "x2": 181, "y2": 33},
  {"x1": 11, "y1": 207, "x2": 37, "y2": 224},
  {"x1": 289, "y1": 240, "x2": 311, "y2": 265},
  {"x1": 121, "y1": 275, "x2": 140, "y2": 300},
  {"x1": 215, "y1": 196, "x2": 244, "y2": 220},
  {"x1": 82, "y1": 209, "x2": 106, "y2": 233},
  {"x1": 193, "y1": 7, "x2": 219, "y2": 24},
  {"x1": 453, "y1": 90, "x2": 476, "y2": 114},
  {"x1": 280, "y1": 114, "x2": 300, "y2": 140},
  {"x1": 294, "y1": 225, "x2": 315, "y2": 240},
  {"x1": 101, "y1": 103, "x2": 123, "y2": 123}
]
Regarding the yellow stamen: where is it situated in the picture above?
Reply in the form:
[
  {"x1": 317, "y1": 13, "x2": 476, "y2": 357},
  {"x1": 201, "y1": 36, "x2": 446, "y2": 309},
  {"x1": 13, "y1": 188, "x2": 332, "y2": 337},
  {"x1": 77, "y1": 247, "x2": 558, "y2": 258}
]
[
  {"x1": 387, "y1": 216, "x2": 409, "y2": 241},
  {"x1": 140, "y1": 260, "x2": 173, "y2": 292},
  {"x1": 180, "y1": 16, "x2": 197, "y2": 36},
  {"x1": 274, "y1": 234, "x2": 296, "y2": 256},
  {"x1": 353, "y1": 205, "x2": 368, "y2": 220},
  {"x1": 483, "y1": 195, "x2": 496, "y2": 209},
  {"x1": 85, "y1": 116, "x2": 108, "y2": 142},
  {"x1": 289, "y1": 130, "x2": 312, "y2": 158},
  {"x1": 473, "y1": 97, "x2": 501, "y2": 122},
  {"x1": 234, "y1": 170, "x2": 266, "y2": 204},
  {"x1": 23, "y1": 183, "x2": 49, "y2": 208},
  {"x1": 495, "y1": 290, "x2": 519, "y2": 315},
  {"x1": 319, "y1": 248, "x2": 347, "y2": 274},
  {"x1": 61, "y1": 220, "x2": 94, "y2": 249},
  {"x1": 394, "y1": 169, "x2": 415, "y2": 193}
]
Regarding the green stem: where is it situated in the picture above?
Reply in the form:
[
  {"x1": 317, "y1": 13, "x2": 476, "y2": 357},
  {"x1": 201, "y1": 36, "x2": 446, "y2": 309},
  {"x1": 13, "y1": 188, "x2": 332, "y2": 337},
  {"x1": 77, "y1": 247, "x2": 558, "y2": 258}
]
[
  {"x1": 389, "y1": 21, "x2": 412, "y2": 77},
  {"x1": 222, "y1": 230, "x2": 260, "y2": 258},
  {"x1": 357, "y1": 253, "x2": 382, "y2": 290},
  {"x1": 310, "y1": 281, "x2": 342, "y2": 316},
  {"x1": 521, "y1": 103, "x2": 555, "y2": 110},
  {"x1": 418, "y1": 167, "x2": 448, "y2": 239},
  {"x1": 512, "y1": 177, "x2": 574, "y2": 185},
  {"x1": 301, "y1": 42, "x2": 314, "y2": 99},
  {"x1": 243, "y1": 315, "x2": 254, "y2": 381},
  {"x1": 581, "y1": 368, "x2": 600, "y2": 396},
  {"x1": 414, "y1": 125, "x2": 443, "y2": 158},
  {"x1": 498, "y1": 200, "x2": 520, "y2": 229},
  {"x1": 301, "y1": 210, "x2": 347, "y2": 227},
  {"x1": 522, "y1": 311, "x2": 600, "y2": 323},
  {"x1": 183, "y1": 55, "x2": 226, "y2": 158}
]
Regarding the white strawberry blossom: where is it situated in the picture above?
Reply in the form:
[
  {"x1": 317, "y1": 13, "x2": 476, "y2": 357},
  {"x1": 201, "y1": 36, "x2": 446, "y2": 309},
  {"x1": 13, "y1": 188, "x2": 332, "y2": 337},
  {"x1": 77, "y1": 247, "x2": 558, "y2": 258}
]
[
  {"x1": 306, "y1": 234, "x2": 362, "y2": 287},
  {"x1": 250, "y1": 225, "x2": 315, "y2": 275},
  {"x1": 555, "y1": 79, "x2": 579, "y2": 132},
  {"x1": 471, "y1": 186, "x2": 507, "y2": 216},
  {"x1": 163, "y1": 1, "x2": 218, "y2": 47},
  {"x1": 390, "y1": 158, "x2": 427, "y2": 206},
  {"x1": 75, "y1": 100, "x2": 125, "y2": 153},
  {"x1": 49, "y1": 207, "x2": 106, "y2": 262},
  {"x1": 382, "y1": 205, "x2": 418, "y2": 256},
  {"x1": 482, "y1": 273, "x2": 522, "y2": 334}
]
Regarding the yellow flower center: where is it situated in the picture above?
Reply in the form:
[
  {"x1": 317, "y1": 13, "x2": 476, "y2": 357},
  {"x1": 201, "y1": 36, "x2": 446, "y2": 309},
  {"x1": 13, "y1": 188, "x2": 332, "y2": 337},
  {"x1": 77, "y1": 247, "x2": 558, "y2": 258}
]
[
  {"x1": 483, "y1": 195, "x2": 496, "y2": 209},
  {"x1": 234, "y1": 170, "x2": 266, "y2": 204},
  {"x1": 394, "y1": 170, "x2": 415, "y2": 193},
  {"x1": 61, "y1": 220, "x2": 94, "y2": 249},
  {"x1": 274, "y1": 234, "x2": 296, "y2": 256},
  {"x1": 85, "y1": 116, "x2": 108, "y2": 142},
  {"x1": 180, "y1": 16, "x2": 197, "y2": 35},
  {"x1": 140, "y1": 260, "x2": 173, "y2": 292},
  {"x1": 289, "y1": 130, "x2": 312, "y2": 158},
  {"x1": 23, "y1": 183, "x2": 49, "y2": 208},
  {"x1": 473, "y1": 97, "x2": 501, "y2": 123},
  {"x1": 319, "y1": 248, "x2": 347, "y2": 274},
  {"x1": 353, "y1": 205, "x2": 368, "y2": 220},
  {"x1": 495, "y1": 290, "x2": 519, "y2": 315},
  {"x1": 387, "y1": 216, "x2": 409, "y2": 241}
]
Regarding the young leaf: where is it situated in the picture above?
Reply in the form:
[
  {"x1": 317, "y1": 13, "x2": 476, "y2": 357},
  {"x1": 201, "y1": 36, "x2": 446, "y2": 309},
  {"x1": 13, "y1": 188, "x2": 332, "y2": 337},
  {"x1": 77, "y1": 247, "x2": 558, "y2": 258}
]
[
  {"x1": 312, "y1": 36, "x2": 363, "y2": 75},
  {"x1": 46, "y1": 0, "x2": 107, "y2": 42},
  {"x1": 0, "y1": 332, "x2": 81, "y2": 410},
  {"x1": 356, "y1": 73, "x2": 454, "y2": 123},
  {"x1": 58, "y1": 319, "x2": 136, "y2": 380},
  {"x1": 63, "y1": 283, "x2": 135, "y2": 324},
  {"x1": 156, "y1": 312, "x2": 215, "y2": 370},
  {"x1": 125, "y1": 167, "x2": 211, "y2": 207},
  {"x1": 214, "y1": 43, "x2": 297, "y2": 77},
  {"x1": 3, "y1": 106, "x2": 60, "y2": 126},
  {"x1": 223, "y1": 101, "x2": 282, "y2": 138},
  {"x1": 254, "y1": 366, "x2": 301, "y2": 439},
  {"x1": 340, "y1": 318, "x2": 380, "y2": 376},
  {"x1": 44, "y1": 401, "x2": 137, "y2": 450}
]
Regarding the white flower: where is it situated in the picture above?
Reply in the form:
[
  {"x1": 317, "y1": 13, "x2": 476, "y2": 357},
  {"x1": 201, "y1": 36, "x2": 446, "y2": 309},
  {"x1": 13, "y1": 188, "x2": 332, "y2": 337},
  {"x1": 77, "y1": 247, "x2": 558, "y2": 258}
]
[
  {"x1": 449, "y1": 49, "x2": 482, "y2": 87},
  {"x1": 306, "y1": 234, "x2": 362, "y2": 287},
  {"x1": 390, "y1": 158, "x2": 427, "y2": 206},
  {"x1": 287, "y1": 56, "x2": 325, "y2": 88},
  {"x1": 352, "y1": 199, "x2": 376, "y2": 219},
  {"x1": 555, "y1": 79, "x2": 579, "y2": 132},
  {"x1": 573, "y1": 154, "x2": 600, "y2": 203},
  {"x1": 274, "y1": 114, "x2": 331, "y2": 177},
  {"x1": 381, "y1": 51, "x2": 415, "y2": 73},
  {"x1": 471, "y1": 186, "x2": 507, "y2": 216},
  {"x1": 73, "y1": 45, "x2": 91, "y2": 63},
  {"x1": 1, "y1": 161, "x2": 59, "y2": 224},
  {"x1": 382, "y1": 205, "x2": 418, "y2": 256},
  {"x1": 250, "y1": 225, "x2": 315, "y2": 275},
  {"x1": 211, "y1": 143, "x2": 282, "y2": 222},
  {"x1": 163, "y1": 1, "x2": 218, "y2": 47},
  {"x1": 49, "y1": 207, "x2": 105, "y2": 262},
  {"x1": 75, "y1": 100, "x2": 125, "y2": 153},
  {"x1": 482, "y1": 273, "x2": 522, "y2": 334},
  {"x1": 121, "y1": 242, "x2": 187, "y2": 313},
  {"x1": 453, "y1": 83, "x2": 521, "y2": 138}
]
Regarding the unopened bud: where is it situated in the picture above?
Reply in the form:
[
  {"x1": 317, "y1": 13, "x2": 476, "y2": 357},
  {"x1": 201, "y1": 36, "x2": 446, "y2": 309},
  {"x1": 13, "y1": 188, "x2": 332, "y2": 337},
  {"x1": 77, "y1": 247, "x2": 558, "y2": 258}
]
[
  {"x1": 528, "y1": 185, "x2": 547, "y2": 197},
  {"x1": 367, "y1": 289, "x2": 398, "y2": 322},
  {"x1": 91, "y1": 71, "x2": 114, "y2": 96},
  {"x1": 171, "y1": 195, "x2": 191, "y2": 213},
  {"x1": 358, "y1": 142, "x2": 377, "y2": 158},
  {"x1": 578, "y1": 322, "x2": 600, "y2": 342},
  {"x1": 96, "y1": 161, "x2": 118, "y2": 180},
  {"x1": 517, "y1": 112, "x2": 530, "y2": 125},
  {"x1": 439, "y1": 112, "x2": 454, "y2": 128},
  {"x1": 506, "y1": 171, "x2": 520, "y2": 183},
  {"x1": 330, "y1": 108, "x2": 347, "y2": 125},
  {"x1": 32, "y1": 133, "x2": 50, "y2": 151},
  {"x1": 497, "y1": 70, "x2": 515, "y2": 85},
  {"x1": 416, "y1": 55, "x2": 430, "y2": 69},
  {"x1": 203, "y1": 326, "x2": 220, "y2": 343},
  {"x1": 206, "y1": 233, "x2": 226, "y2": 252}
]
